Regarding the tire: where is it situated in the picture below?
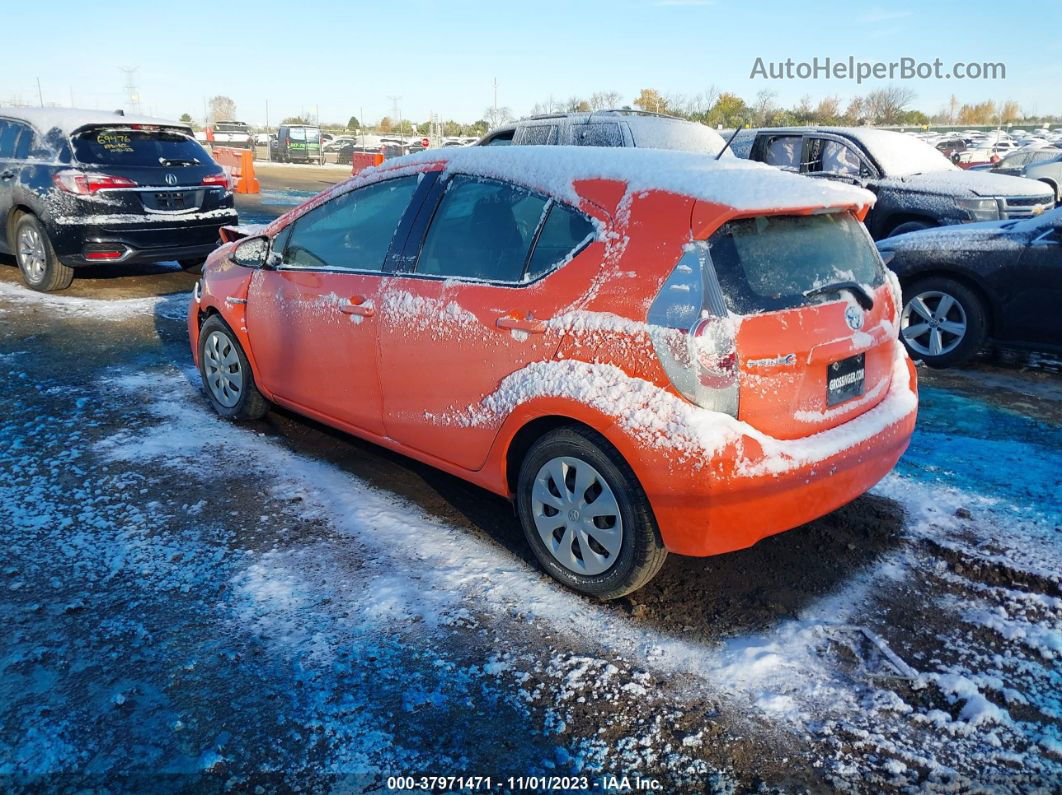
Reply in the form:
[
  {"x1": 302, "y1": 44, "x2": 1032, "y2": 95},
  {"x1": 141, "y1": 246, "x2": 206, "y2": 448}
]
[
  {"x1": 13, "y1": 214, "x2": 74, "y2": 292},
  {"x1": 198, "y1": 315, "x2": 270, "y2": 420},
  {"x1": 516, "y1": 426, "x2": 667, "y2": 599},
  {"x1": 179, "y1": 258, "x2": 206, "y2": 274},
  {"x1": 888, "y1": 220, "x2": 935, "y2": 238},
  {"x1": 900, "y1": 276, "x2": 988, "y2": 368}
]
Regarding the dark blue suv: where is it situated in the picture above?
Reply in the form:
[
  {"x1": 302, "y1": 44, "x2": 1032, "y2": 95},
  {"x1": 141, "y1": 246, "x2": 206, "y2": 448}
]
[{"x1": 0, "y1": 108, "x2": 238, "y2": 291}]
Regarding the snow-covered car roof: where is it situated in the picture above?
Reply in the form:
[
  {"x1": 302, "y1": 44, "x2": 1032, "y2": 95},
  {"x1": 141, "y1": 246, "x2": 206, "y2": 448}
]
[
  {"x1": 0, "y1": 108, "x2": 193, "y2": 138},
  {"x1": 380, "y1": 145, "x2": 875, "y2": 215}
]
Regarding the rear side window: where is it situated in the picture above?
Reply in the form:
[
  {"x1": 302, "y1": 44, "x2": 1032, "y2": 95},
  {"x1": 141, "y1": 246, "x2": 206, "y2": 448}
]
[
  {"x1": 72, "y1": 128, "x2": 210, "y2": 166},
  {"x1": 416, "y1": 176, "x2": 547, "y2": 282},
  {"x1": 707, "y1": 213, "x2": 883, "y2": 315},
  {"x1": 763, "y1": 135, "x2": 802, "y2": 169},
  {"x1": 284, "y1": 176, "x2": 419, "y2": 271},
  {"x1": 526, "y1": 204, "x2": 595, "y2": 280},
  {"x1": 573, "y1": 123, "x2": 623, "y2": 147},
  {"x1": 0, "y1": 121, "x2": 17, "y2": 158}
]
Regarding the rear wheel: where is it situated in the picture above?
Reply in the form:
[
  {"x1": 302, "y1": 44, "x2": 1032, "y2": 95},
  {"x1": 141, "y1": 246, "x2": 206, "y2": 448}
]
[
  {"x1": 14, "y1": 214, "x2": 73, "y2": 292},
  {"x1": 198, "y1": 315, "x2": 270, "y2": 420},
  {"x1": 516, "y1": 426, "x2": 667, "y2": 599},
  {"x1": 900, "y1": 277, "x2": 987, "y2": 368}
]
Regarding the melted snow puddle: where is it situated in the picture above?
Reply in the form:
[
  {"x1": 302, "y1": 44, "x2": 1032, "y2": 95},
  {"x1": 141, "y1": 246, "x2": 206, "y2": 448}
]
[{"x1": 96, "y1": 366, "x2": 1061, "y2": 785}]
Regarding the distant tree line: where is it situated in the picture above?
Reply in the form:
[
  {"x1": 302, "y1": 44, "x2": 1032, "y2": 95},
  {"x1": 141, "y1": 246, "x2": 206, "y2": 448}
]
[{"x1": 182, "y1": 87, "x2": 1057, "y2": 138}]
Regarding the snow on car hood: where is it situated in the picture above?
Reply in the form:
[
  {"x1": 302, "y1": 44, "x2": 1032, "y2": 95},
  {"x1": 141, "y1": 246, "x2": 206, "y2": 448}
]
[
  {"x1": 881, "y1": 170, "x2": 1054, "y2": 199},
  {"x1": 379, "y1": 145, "x2": 876, "y2": 215},
  {"x1": 877, "y1": 219, "x2": 1029, "y2": 251}
]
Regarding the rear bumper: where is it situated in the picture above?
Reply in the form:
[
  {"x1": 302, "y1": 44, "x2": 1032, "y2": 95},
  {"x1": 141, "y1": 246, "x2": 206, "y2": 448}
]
[
  {"x1": 50, "y1": 213, "x2": 238, "y2": 267},
  {"x1": 643, "y1": 348, "x2": 918, "y2": 557}
]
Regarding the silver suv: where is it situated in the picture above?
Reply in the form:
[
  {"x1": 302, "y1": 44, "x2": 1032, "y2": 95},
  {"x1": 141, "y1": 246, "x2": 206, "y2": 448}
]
[
  {"x1": 477, "y1": 110, "x2": 730, "y2": 155},
  {"x1": 991, "y1": 146, "x2": 1062, "y2": 204}
]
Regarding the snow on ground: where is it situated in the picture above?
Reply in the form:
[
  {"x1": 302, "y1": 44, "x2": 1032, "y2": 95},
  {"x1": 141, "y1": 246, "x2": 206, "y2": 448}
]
[{"x1": 0, "y1": 281, "x2": 1059, "y2": 790}]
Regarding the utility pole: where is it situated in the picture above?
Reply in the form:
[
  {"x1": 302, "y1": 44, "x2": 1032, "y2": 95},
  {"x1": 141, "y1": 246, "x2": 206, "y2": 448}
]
[
  {"x1": 265, "y1": 99, "x2": 269, "y2": 130},
  {"x1": 387, "y1": 95, "x2": 402, "y2": 134},
  {"x1": 36, "y1": 78, "x2": 44, "y2": 107},
  {"x1": 119, "y1": 67, "x2": 141, "y2": 113},
  {"x1": 492, "y1": 77, "x2": 499, "y2": 124}
]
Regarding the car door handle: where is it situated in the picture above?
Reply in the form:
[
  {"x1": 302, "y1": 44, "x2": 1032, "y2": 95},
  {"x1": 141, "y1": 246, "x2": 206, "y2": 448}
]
[
  {"x1": 339, "y1": 296, "x2": 374, "y2": 317},
  {"x1": 496, "y1": 314, "x2": 548, "y2": 334},
  {"x1": 0, "y1": 170, "x2": 14, "y2": 180}
]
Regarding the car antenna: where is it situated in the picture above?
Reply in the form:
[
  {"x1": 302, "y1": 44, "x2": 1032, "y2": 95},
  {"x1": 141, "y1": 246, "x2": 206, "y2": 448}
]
[{"x1": 716, "y1": 120, "x2": 746, "y2": 160}]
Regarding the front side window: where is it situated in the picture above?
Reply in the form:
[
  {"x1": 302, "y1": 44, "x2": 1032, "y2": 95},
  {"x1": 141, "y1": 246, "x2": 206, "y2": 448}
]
[
  {"x1": 707, "y1": 213, "x2": 884, "y2": 315},
  {"x1": 416, "y1": 176, "x2": 547, "y2": 282},
  {"x1": 283, "y1": 176, "x2": 419, "y2": 271},
  {"x1": 816, "y1": 140, "x2": 863, "y2": 176},
  {"x1": 520, "y1": 125, "x2": 557, "y2": 145},
  {"x1": 763, "y1": 135, "x2": 802, "y2": 169},
  {"x1": 72, "y1": 128, "x2": 210, "y2": 166}
]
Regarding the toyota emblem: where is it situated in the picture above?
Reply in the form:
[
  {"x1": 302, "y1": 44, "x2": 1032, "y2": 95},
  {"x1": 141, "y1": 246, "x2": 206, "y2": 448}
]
[
  {"x1": 164, "y1": 173, "x2": 178, "y2": 186},
  {"x1": 845, "y1": 305, "x2": 865, "y2": 331}
]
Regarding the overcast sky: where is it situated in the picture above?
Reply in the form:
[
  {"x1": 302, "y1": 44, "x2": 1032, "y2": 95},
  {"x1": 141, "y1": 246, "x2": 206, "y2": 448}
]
[{"x1": 4, "y1": 0, "x2": 1059, "y2": 126}]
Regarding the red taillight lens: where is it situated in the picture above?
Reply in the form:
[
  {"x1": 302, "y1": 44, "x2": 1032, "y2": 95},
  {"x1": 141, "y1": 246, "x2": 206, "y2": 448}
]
[
  {"x1": 84, "y1": 249, "x2": 125, "y2": 261},
  {"x1": 647, "y1": 248, "x2": 739, "y2": 416},
  {"x1": 53, "y1": 170, "x2": 137, "y2": 194},
  {"x1": 201, "y1": 172, "x2": 231, "y2": 190}
]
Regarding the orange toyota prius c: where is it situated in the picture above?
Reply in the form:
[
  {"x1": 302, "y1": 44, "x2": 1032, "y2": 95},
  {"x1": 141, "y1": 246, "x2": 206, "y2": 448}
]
[{"x1": 188, "y1": 146, "x2": 918, "y2": 598}]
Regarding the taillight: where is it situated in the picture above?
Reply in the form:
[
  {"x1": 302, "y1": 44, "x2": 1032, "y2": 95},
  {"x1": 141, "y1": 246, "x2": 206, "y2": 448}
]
[
  {"x1": 201, "y1": 172, "x2": 231, "y2": 190},
  {"x1": 647, "y1": 247, "x2": 739, "y2": 416},
  {"x1": 53, "y1": 170, "x2": 137, "y2": 194}
]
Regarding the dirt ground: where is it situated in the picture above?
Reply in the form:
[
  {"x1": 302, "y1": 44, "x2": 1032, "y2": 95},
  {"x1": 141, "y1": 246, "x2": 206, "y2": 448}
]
[{"x1": 0, "y1": 188, "x2": 1059, "y2": 792}]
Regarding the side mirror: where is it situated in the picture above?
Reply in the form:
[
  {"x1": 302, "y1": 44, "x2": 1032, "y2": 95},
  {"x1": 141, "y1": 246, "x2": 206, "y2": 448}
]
[{"x1": 231, "y1": 235, "x2": 272, "y2": 268}]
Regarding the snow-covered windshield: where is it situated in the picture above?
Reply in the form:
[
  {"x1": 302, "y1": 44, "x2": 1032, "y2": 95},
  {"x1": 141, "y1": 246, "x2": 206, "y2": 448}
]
[
  {"x1": 707, "y1": 212, "x2": 883, "y2": 314},
  {"x1": 855, "y1": 129, "x2": 957, "y2": 177},
  {"x1": 72, "y1": 128, "x2": 210, "y2": 167}
]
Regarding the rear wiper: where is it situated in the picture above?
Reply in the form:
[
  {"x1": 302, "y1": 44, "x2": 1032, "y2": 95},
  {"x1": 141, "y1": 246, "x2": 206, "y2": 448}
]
[
  {"x1": 804, "y1": 281, "x2": 874, "y2": 310},
  {"x1": 159, "y1": 157, "x2": 199, "y2": 167}
]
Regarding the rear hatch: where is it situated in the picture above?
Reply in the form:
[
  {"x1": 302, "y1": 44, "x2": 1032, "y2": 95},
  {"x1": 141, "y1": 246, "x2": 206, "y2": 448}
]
[
  {"x1": 70, "y1": 126, "x2": 231, "y2": 217},
  {"x1": 706, "y1": 212, "x2": 896, "y2": 439}
]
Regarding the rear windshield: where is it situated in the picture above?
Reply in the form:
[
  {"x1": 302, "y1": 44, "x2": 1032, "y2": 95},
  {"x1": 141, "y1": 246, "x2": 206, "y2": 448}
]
[
  {"x1": 72, "y1": 128, "x2": 209, "y2": 166},
  {"x1": 288, "y1": 127, "x2": 320, "y2": 142},
  {"x1": 707, "y1": 213, "x2": 883, "y2": 314}
]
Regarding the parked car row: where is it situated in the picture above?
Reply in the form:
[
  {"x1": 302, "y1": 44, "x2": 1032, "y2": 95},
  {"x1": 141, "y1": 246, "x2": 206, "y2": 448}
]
[{"x1": 3, "y1": 105, "x2": 1057, "y2": 597}]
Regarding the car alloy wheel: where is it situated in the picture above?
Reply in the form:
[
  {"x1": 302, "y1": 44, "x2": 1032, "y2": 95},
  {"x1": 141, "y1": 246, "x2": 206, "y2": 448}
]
[
  {"x1": 203, "y1": 330, "x2": 244, "y2": 408},
  {"x1": 530, "y1": 456, "x2": 623, "y2": 576},
  {"x1": 901, "y1": 290, "x2": 968, "y2": 357},
  {"x1": 16, "y1": 225, "x2": 47, "y2": 283}
]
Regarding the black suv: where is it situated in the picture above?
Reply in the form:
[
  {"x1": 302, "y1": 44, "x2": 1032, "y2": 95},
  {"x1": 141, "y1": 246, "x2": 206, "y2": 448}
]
[
  {"x1": 0, "y1": 108, "x2": 238, "y2": 291},
  {"x1": 731, "y1": 126, "x2": 1054, "y2": 239}
]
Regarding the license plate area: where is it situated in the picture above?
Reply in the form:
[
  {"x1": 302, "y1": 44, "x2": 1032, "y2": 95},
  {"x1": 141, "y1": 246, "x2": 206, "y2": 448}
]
[{"x1": 827, "y1": 353, "x2": 865, "y2": 406}]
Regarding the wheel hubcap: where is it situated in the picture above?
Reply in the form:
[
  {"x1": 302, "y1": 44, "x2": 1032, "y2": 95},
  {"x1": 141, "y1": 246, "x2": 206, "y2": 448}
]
[
  {"x1": 531, "y1": 456, "x2": 622, "y2": 576},
  {"x1": 16, "y1": 227, "x2": 46, "y2": 282},
  {"x1": 203, "y1": 331, "x2": 244, "y2": 408},
  {"x1": 901, "y1": 290, "x2": 967, "y2": 357}
]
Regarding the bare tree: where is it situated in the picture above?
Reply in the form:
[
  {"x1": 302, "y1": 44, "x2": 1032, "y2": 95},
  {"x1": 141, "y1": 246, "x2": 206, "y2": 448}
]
[
  {"x1": 208, "y1": 95, "x2": 236, "y2": 124},
  {"x1": 565, "y1": 96, "x2": 591, "y2": 112},
  {"x1": 484, "y1": 105, "x2": 514, "y2": 130},
  {"x1": 815, "y1": 95, "x2": 841, "y2": 123},
  {"x1": 751, "y1": 89, "x2": 776, "y2": 126},
  {"x1": 589, "y1": 90, "x2": 623, "y2": 110},
  {"x1": 864, "y1": 85, "x2": 916, "y2": 124}
]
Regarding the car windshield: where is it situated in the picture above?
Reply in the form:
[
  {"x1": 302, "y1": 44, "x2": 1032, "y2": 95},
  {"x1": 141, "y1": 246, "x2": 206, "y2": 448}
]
[
  {"x1": 72, "y1": 128, "x2": 209, "y2": 166},
  {"x1": 855, "y1": 129, "x2": 958, "y2": 176},
  {"x1": 707, "y1": 212, "x2": 884, "y2": 315}
]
